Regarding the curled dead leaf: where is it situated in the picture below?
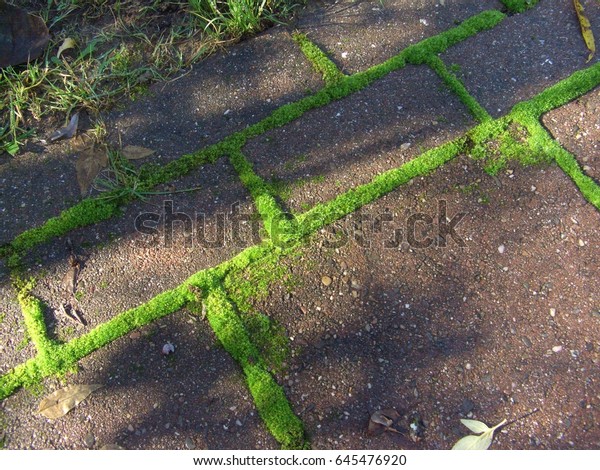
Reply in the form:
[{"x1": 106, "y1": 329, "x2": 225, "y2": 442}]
[
  {"x1": 75, "y1": 144, "x2": 109, "y2": 195},
  {"x1": 368, "y1": 408, "x2": 401, "y2": 436},
  {"x1": 38, "y1": 384, "x2": 103, "y2": 419},
  {"x1": 61, "y1": 264, "x2": 80, "y2": 294},
  {"x1": 121, "y1": 145, "x2": 155, "y2": 160}
]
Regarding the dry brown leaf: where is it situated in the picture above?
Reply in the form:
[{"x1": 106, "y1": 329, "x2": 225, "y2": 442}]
[
  {"x1": 0, "y1": 2, "x2": 50, "y2": 67},
  {"x1": 56, "y1": 37, "x2": 76, "y2": 58},
  {"x1": 38, "y1": 384, "x2": 103, "y2": 419},
  {"x1": 121, "y1": 145, "x2": 155, "y2": 160},
  {"x1": 368, "y1": 408, "x2": 401, "y2": 436},
  {"x1": 61, "y1": 264, "x2": 80, "y2": 294},
  {"x1": 75, "y1": 144, "x2": 109, "y2": 195}
]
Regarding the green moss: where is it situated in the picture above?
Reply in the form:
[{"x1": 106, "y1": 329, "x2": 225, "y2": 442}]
[
  {"x1": 224, "y1": 250, "x2": 289, "y2": 313},
  {"x1": 298, "y1": 138, "x2": 465, "y2": 234},
  {"x1": 500, "y1": 0, "x2": 539, "y2": 13},
  {"x1": 229, "y1": 150, "x2": 290, "y2": 238},
  {"x1": 511, "y1": 63, "x2": 600, "y2": 120},
  {"x1": 521, "y1": 119, "x2": 600, "y2": 209},
  {"x1": 245, "y1": 363, "x2": 305, "y2": 449},
  {"x1": 293, "y1": 33, "x2": 345, "y2": 85},
  {"x1": 16, "y1": 280, "x2": 56, "y2": 358},
  {"x1": 243, "y1": 313, "x2": 290, "y2": 372},
  {"x1": 204, "y1": 287, "x2": 306, "y2": 449},
  {"x1": 467, "y1": 119, "x2": 549, "y2": 174},
  {"x1": 426, "y1": 55, "x2": 491, "y2": 122}
]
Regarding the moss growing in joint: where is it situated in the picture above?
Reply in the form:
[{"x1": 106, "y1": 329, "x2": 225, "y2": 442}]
[
  {"x1": 204, "y1": 287, "x2": 306, "y2": 449},
  {"x1": 425, "y1": 55, "x2": 491, "y2": 122},
  {"x1": 293, "y1": 33, "x2": 345, "y2": 85},
  {"x1": 403, "y1": 10, "x2": 505, "y2": 65},
  {"x1": 500, "y1": 0, "x2": 539, "y2": 13},
  {"x1": 466, "y1": 117, "x2": 549, "y2": 174},
  {"x1": 511, "y1": 63, "x2": 600, "y2": 120},
  {"x1": 228, "y1": 150, "x2": 291, "y2": 239},
  {"x1": 297, "y1": 138, "x2": 464, "y2": 234},
  {"x1": 518, "y1": 118, "x2": 600, "y2": 209},
  {"x1": 17, "y1": 279, "x2": 56, "y2": 358}
]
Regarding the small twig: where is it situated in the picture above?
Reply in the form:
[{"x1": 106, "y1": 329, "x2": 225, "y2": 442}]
[{"x1": 502, "y1": 408, "x2": 541, "y2": 429}]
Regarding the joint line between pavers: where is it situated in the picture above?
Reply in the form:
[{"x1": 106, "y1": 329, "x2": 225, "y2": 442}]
[
  {"x1": 517, "y1": 115, "x2": 600, "y2": 210},
  {"x1": 424, "y1": 54, "x2": 492, "y2": 123},
  {"x1": 292, "y1": 32, "x2": 346, "y2": 86},
  {"x1": 296, "y1": 138, "x2": 465, "y2": 234},
  {"x1": 16, "y1": 280, "x2": 57, "y2": 359},
  {"x1": 204, "y1": 285, "x2": 307, "y2": 449},
  {"x1": 228, "y1": 149, "x2": 293, "y2": 240}
]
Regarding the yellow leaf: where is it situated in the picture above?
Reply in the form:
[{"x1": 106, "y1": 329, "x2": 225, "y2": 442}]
[
  {"x1": 452, "y1": 433, "x2": 493, "y2": 450},
  {"x1": 452, "y1": 418, "x2": 507, "y2": 450},
  {"x1": 573, "y1": 0, "x2": 596, "y2": 62},
  {"x1": 57, "y1": 37, "x2": 76, "y2": 59},
  {"x1": 459, "y1": 419, "x2": 491, "y2": 434},
  {"x1": 38, "y1": 384, "x2": 103, "y2": 419}
]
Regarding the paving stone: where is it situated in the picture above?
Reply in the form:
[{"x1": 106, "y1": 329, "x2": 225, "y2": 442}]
[
  {"x1": 1, "y1": 311, "x2": 277, "y2": 449},
  {"x1": 542, "y1": 88, "x2": 600, "y2": 182},
  {"x1": 442, "y1": 0, "x2": 600, "y2": 117},
  {"x1": 296, "y1": 0, "x2": 504, "y2": 74},
  {"x1": 23, "y1": 158, "x2": 260, "y2": 332},
  {"x1": 106, "y1": 27, "x2": 324, "y2": 165},
  {"x1": 244, "y1": 65, "x2": 475, "y2": 213},
  {"x1": 0, "y1": 151, "x2": 83, "y2": 245}
]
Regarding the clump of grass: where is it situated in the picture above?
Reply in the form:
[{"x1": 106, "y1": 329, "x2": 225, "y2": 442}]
[
  {"x1": 0, "y1": 0, "x2": 302, "y2": 156},
  {"x1": 92, "y1": 148, "x2": 200, "y2": 201},
  {"x1": 187, "y1": 0, "x2": 299, "y2": 39}
]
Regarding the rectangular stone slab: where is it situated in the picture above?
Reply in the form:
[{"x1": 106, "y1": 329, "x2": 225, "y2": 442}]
[
  {"x1": 441, "y1": 0, "x2": 600, "y2": 117},
  {"x1": 243, "y1": 65, "x2": 475, "y2": 214}
]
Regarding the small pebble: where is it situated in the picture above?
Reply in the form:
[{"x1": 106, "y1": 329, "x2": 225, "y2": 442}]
[
  {"x1": 185, "y1": 437, "x2": 195, "y2": 450},
  {"x1": 460, "y1": 398, "x2": 475, "y2": 414},
  {"x1": 521, "y1": 336, "x2": 533, "y2": 348},
  {"x1": 498, "y1": 244, "x2": 506, "y2": 254},
  {"x1": 162, "y1": 342, "x2": 175, "y2": 355},
  {"x1": 578, "y1": 239, "x2": 585, "y2": 247},
  {"x1": 550, "y1": 308, "x2": 556, "y2": 317},
  {"x1": 83, "y1": 433, "x2": 96, "y2": 448},
  {"x1": 322, "y1": 276, "x2": 332, "y2": 287},
  {"x1": 552, "y1": 345, "x2": 563, "y2": 353},
  {"x1": 127, "y1": 424, "x2": 134, "y2": 432}
]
